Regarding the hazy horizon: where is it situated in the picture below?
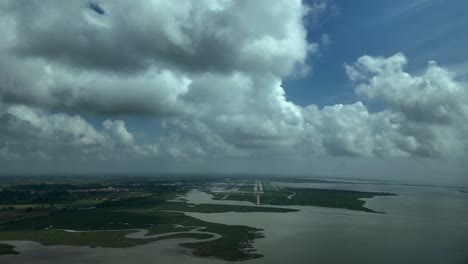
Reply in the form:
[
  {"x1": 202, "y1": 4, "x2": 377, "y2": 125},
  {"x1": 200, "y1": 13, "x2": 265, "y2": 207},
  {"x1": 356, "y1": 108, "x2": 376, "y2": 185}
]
[{"x1": 1, "y1": 0, "x2": 467, "y2": 186}]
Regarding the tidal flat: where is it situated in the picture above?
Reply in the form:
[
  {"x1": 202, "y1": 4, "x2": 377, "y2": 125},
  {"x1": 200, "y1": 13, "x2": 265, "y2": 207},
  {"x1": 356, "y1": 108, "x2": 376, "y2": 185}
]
[{"x1": 1, "y1": 176, "x2": 467, "y2": 263}]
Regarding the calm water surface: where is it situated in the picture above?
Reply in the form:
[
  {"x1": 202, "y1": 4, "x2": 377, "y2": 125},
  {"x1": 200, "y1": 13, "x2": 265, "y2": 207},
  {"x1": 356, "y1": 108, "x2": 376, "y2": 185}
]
[{"x1": 1, "y1": 181, "x2": 468, "y2": 264}]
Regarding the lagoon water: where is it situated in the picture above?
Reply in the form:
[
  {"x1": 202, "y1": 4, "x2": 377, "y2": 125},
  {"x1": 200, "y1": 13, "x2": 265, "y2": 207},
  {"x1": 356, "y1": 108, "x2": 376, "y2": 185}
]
[{"x1": 1, "y1": 181, "x2": 468, "y2": 264}]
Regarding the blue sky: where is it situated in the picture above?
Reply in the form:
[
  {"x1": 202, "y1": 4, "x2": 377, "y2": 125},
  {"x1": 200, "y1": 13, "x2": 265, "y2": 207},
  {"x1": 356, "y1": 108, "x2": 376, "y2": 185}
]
[
  {"x1": 0, "y1": 0, "x2": 467, "y2": 183},
  {"x1": 113, "y1": 0, "x2": 468, "y2": 143},
  {"x1": 285, "y1": 0, "x2": 468, "y2": 107},
  {"x1": 122, "y1": 0, "x2": 468, "y2": 143}
]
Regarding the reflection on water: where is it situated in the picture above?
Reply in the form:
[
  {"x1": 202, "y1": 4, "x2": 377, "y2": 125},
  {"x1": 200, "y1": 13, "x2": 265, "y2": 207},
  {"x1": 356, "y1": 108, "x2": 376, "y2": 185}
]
[
  {"x1": 0, "y1": 239, "x2": 217, "y2": 264},
  {"x1": 273, "y1": 181, "x2": 468, "y2": 222},
  {"x1": 1, "y1": 182, "x2": 468, "y2": 264}
]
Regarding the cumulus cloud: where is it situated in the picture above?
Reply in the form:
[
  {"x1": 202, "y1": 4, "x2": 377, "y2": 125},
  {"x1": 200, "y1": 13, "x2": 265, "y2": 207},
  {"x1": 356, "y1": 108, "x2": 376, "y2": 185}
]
[
  {"x1": 167, "y1": 53, "x2": 468, "y2": 159},
  {"x1": 0, "y1": 0, "x2": 316, "y2": 116},
  {"x1": 345, "y1": 53, "x2": 468, "y2": 157},
  {"x1": 7, "y1": 0, "x2": 310, "y2": 76},
  {"x1": 349, "y1": 53, "x2": 468, "y2": 124},
  {"x1": 0, "y1": 0, "x2": 467, "y2": 165},
  {"x1": 0, "y1": 0, "x2": 321, "y2": 160},
  {"x1": 0, "y1": 103, "x2": 158, "y2": 160}
]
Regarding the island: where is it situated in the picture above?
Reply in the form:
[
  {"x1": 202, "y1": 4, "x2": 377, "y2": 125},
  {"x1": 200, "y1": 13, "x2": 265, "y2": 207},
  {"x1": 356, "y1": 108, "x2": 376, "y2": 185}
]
[{"x1": 0, "y1": 175, "x2": 395, "y2": 261}]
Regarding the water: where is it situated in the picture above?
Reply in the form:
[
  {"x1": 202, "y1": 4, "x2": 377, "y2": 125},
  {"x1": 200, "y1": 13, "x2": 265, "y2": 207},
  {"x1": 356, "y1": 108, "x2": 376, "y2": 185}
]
[
  {"x1": 1, "y1": 181, "x2": 468, "y2": 264},
  {"x1": 186, "y1": 182, "x2": 468, "y2": 263},
  {"x1": 273, "y1": 181, "x2": 468, "y2": 222}
]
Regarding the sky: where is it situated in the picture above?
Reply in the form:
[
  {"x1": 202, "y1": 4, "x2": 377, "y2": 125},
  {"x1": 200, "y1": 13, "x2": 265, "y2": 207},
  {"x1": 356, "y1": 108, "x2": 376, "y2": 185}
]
[{"x1": 0, "y1": 0, "x2": 467, "y2": 185}]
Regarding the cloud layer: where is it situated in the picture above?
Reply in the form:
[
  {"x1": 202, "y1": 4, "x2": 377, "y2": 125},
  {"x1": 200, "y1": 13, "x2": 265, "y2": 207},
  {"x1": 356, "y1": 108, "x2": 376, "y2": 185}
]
[{"x1": 0, "y1": 0, "x2": 467, "y2": 166}]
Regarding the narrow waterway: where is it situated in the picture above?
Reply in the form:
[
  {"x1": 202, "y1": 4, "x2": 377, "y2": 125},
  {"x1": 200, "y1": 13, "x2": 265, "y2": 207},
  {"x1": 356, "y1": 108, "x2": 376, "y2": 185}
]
[{"x1": 1, "y1": 182, "x2": 468, "y2": 264}]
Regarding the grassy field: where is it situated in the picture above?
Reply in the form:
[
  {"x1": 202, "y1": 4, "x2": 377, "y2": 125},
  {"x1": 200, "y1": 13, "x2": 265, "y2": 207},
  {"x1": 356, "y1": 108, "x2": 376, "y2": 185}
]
[
  {"x1": 0, "y1": 208, "x2": 264, "y2": 261},
  {"x1": 0, "y1": 204, "x2": 49, "y2": 210},
  {"x1": 238, "y1": 183, "x2": 255, "y2": 192},
  {"x1": 2, "y1": 176, "x2": 385, "y2": 261},
  {"x1": 154, "y1": 202, "x2": 297, "y2": 213},
  {"x1": 218, "y1": 182, "x2": 396, "y2": 213},
  {"x1": 0, "y1": 193, "x2": 297, "y2": 261},
  {"x1": 0, "y1": 210, "x2": 50, "y2": 224},
  {"x1": 261, "y1": 181, "x2": 278, "y2": 192}
]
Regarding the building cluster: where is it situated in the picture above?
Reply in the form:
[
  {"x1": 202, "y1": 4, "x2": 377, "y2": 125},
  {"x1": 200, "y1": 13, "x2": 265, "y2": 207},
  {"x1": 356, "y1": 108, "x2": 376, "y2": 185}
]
[{"x1": 67, "y1": 186, "x2": 129, "y2": 193}]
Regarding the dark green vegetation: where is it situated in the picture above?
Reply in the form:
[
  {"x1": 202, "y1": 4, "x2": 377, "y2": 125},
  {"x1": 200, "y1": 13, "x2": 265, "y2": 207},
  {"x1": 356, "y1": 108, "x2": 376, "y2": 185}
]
[
  {"x1": 0, "y1": 202, "x2": 278, "y2": 260},
  {"x1": 0, "y1": 175, "x2": 395, "y2": 261},
  {"x1": 0, "y1": 202, "x2": 269, "y2": 261},
  {"x1": 0, "y1": 176, "x2": 298, "y2": 261},
  {"x1": 261, "y1": 181, "x2": 278, "y2": 192},
  {"x1": 217, "y1": 181, "x2": 396, "y2": 213},
  {"x1": 238, "y1": 183, "x2": 255, "y2": 192},
  {"x1": 158, "y1": 202, "x2": 297, "y2": 213},
  {"x1": 0, "y1": 243, "x2": 18, "y2": 255}
]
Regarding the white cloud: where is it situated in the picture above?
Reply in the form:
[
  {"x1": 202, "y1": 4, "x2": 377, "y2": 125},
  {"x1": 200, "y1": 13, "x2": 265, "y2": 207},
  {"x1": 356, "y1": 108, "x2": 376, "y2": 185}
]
[
  {"x1": 171, "y1": 53, "x2": 467, "y2": 159},
  {"x1": 0, "y1": 0, "x2": 315, "y2": 116},
  {"x1": 344, "y1": 53, "x2": 468, "y2": 157},
  {"x1": 165, "y1": 53, "x2": 468, "y2": 159},
  {"x1": 0, "y1": 0, "x2": 321, "y2": 161},
  {"x1": 0, "y1": 1, "x2": 467, "y2": 167},
  {"x1": 103, "y1": 120, "x2": 135, "y2": 147},
  {"x1": 0, "y1": 103, "x2": 157, "y2": 160}
]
